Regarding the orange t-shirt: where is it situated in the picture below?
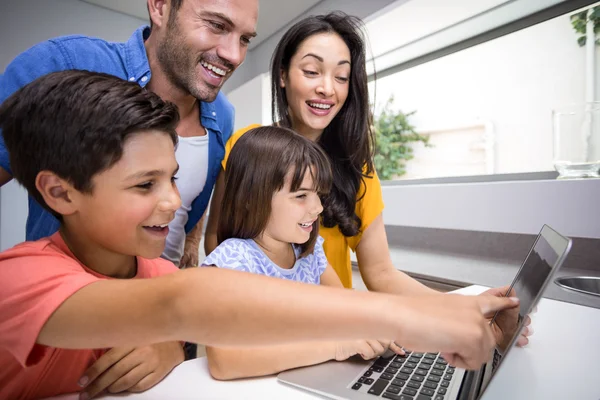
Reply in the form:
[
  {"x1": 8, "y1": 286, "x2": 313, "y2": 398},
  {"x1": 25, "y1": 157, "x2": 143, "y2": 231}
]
[
  {"x1": 0, "y1": 233, "x2": 178, "y2": 400},
  {"x1": 222, "y1": 125, "x2": 385, "y2": 288}
]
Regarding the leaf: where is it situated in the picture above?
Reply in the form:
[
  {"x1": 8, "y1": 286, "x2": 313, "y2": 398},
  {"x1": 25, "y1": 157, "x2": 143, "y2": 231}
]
[
  {"x1": 372, "y1": 95, "x2": 429, "y2": 179},
  {"x1": 578, "y1": 36, "x2": 587, "y2": 47}
]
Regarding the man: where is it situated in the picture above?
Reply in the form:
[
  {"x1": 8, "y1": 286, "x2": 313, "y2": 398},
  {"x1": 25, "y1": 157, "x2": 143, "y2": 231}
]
[{"x1": 0, "y1": 0, "x2": 258, "y2": 268}]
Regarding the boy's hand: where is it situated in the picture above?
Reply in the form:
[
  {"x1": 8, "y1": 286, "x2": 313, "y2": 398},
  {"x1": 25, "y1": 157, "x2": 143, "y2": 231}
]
[
  {"x1": 334, "y1": 339, "x2": 404, "y2": 361},
  {"x1": 78, "y1": 341, "x2": 184, "y2": 399},
  {"x1": 396, "y1": 294, "x2": 519, "y2": 370},
  {"x1": 479, "y1": 286, "x2": 533, "y2": 350}
]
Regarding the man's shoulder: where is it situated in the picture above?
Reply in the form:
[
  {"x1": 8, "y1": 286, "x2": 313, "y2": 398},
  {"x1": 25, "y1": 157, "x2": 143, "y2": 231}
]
[
  {"x1": 230, "y1": 123, "x2": 262, "y2": 146},
  {"x1": 34, "y1": 33, "x2": 125, "y2": 60},
  {"x1": 4, "y1": 33, "x2": 129, "y2": 83},
  {"x1": 212, "y1": 91, "x2": 234, "y2": 115}
]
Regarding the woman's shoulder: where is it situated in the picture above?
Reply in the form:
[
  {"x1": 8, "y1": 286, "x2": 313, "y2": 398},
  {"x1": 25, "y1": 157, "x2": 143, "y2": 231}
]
[{"x1": 229, "y1": 123, "x2": 262, "y2": 146}]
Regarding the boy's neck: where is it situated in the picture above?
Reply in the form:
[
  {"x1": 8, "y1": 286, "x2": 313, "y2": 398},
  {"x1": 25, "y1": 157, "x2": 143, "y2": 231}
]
[{"x1": 59, "y1": 226, "x2": 137, "y2": 279}]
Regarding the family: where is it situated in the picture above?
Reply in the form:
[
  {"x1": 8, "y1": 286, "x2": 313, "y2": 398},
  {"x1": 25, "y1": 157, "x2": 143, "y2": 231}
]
[{"x1": 0, "y1": 1, "x2": 530, "y2": 399}]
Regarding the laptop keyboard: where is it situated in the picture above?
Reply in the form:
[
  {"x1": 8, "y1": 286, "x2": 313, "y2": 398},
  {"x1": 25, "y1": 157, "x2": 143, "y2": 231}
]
[{"x1": 350, "y1": 351, "x2": 455, "y2": 400}]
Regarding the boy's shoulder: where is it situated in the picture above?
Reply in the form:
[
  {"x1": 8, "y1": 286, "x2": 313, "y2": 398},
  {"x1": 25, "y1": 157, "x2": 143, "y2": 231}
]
[{"x1": 0, "y1": 235, "x2": 73, "y2": 263}]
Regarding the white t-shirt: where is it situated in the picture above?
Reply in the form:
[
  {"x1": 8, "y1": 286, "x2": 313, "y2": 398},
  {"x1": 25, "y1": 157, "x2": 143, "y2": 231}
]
[{"x1": 162, "y1": 134, "x2": 209, "y2": 265}]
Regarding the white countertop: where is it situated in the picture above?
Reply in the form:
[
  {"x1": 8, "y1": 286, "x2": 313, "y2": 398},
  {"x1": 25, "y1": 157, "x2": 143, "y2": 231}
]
[{"x1": 47, "y1": 285, "x2": 600, "y2": 400}]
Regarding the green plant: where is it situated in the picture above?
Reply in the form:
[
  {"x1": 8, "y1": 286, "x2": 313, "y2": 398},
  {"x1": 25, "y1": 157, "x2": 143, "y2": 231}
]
[
  {"x1": 372, "y1": 95, "x2": 429, "y2": 180},
  {"x1": 570, "y1": 7, "x2": 600, "y2": 47}
]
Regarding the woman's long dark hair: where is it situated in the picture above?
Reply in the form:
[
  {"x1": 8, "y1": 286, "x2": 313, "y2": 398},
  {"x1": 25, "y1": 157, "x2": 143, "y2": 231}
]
[{"x1": 270, "y1": 11, "x2": 375, "y2": 237}]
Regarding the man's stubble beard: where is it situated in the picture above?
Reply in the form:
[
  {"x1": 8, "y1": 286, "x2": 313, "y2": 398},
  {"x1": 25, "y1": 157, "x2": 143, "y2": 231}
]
[{"x1": 156, "y1": 19, "x2": 218, "y2": 102}]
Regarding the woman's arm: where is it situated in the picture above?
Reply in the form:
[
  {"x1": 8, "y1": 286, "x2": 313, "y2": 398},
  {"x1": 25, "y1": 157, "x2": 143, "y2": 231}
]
[
  {"x1": 204, "y1": 169, "x2": 225, "y2": 255},
  {"x1": 355, "y1": 214, "x2": 439, "y2": 296}
]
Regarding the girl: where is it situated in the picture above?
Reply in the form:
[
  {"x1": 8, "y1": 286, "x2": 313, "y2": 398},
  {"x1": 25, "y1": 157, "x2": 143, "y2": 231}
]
[
  {"x1": 201, "y1": 126, "x2": 403, "y2": 379},
  {"x1": 205, "y1": 11, "x2": 531, "y2": 349}
]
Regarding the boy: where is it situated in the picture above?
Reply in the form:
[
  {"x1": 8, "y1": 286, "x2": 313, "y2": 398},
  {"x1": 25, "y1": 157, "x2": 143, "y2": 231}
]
[{"x1": 0, "y1": 70, "x2": 518, "y2": 400}]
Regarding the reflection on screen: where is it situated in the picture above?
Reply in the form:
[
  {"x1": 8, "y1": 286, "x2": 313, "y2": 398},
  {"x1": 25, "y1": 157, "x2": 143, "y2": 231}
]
[
  {"x1": 480, "y1": 235, "x2": 560, "y2": 398},
  {"x1": 510, "y1": 236, "x2": 558, "y2": 325}
]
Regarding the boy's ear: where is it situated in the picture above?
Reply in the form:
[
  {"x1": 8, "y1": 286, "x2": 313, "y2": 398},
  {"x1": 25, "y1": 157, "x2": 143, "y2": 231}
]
[
  {"x1": 35, "y1": 171, "x2": 78, "y2": 217},
  {"x1": 147, "y1": 0, "x2": 169, "y2": 29}
]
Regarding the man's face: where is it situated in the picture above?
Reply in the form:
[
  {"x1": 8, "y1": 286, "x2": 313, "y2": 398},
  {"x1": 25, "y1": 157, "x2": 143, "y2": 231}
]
[{"x1": 156, "y1": 0, "x2": 258, "y2": 101}]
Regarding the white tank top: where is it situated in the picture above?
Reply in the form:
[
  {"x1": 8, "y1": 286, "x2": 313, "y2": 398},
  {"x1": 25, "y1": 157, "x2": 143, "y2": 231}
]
[{"x1": 162, "y1": 134, "x2": 209, "y2": 265}]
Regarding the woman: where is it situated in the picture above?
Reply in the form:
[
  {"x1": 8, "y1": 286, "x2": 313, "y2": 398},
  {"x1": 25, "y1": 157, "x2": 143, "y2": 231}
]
[{"x1": 205, "y1": 12, "x2": 530, "y2": 347}]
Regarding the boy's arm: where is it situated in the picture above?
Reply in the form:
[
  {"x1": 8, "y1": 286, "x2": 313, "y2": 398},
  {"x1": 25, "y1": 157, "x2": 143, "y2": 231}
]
[{"x1": 32, "y1": 267, "x2": 519, "y2": 371}]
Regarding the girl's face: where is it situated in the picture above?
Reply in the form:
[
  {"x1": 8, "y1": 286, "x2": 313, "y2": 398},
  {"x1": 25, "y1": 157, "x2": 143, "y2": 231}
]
[
  {"x1": 281, "y1": 32, "x2": 351, "y2": 141},
  {"x1": 261, "y1": 168, "x2": 324, "y2": 247}
]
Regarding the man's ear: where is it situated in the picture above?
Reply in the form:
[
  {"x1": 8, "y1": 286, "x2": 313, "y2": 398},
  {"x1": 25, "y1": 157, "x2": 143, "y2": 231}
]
[
  {"x1": 35, "y1": 171, "x2": 78, "y2": 217},
  {"x1": 147, "y1": 0, "x2": 169, "y2": 29}
]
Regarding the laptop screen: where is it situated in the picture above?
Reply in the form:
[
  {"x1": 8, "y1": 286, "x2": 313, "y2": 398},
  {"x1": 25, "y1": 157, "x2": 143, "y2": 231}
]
[{"x1": 475, "y1": 225, "x2": 571, "y2": 399}]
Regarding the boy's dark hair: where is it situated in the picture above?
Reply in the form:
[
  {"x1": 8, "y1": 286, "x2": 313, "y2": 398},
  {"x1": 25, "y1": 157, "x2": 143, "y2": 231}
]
[
  {"x1": 0, "y1": 70, "x2": 179, "y2": 219},
  {"x1": 218, "y1": 126, "x2": 332, "y2": 257}
]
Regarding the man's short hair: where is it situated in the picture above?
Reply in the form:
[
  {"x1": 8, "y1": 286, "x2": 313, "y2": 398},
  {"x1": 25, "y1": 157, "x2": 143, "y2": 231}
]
[
  {"x1": 0, "y1": 70, "x2": 180, "y2": 219},
  {"x1": 148, "y1": 0, "x2": 184, "y2": 29}
]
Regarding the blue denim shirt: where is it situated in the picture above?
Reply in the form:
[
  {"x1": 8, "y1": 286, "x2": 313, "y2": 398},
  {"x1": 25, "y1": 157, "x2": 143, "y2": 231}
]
[{"x1": 0, "y1": 26, "x2": 234, "y2": 241}]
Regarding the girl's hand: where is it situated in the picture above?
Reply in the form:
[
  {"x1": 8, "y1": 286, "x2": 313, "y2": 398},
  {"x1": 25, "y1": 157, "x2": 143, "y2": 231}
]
[
  {"x1": 78, "y1": 341, "x2": 184, "y2": 399},
  {"x1": 334, "y1": 340, "x2": 404, "y2": 361}
]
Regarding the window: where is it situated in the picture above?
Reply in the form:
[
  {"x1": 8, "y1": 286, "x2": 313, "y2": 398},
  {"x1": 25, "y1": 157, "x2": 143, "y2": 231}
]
[{"x1": 366, "y1": 0, "x2": 599, "y2": 180}]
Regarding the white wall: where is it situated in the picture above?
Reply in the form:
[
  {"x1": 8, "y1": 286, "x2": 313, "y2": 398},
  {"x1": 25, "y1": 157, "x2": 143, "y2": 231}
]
[
  {"x1": 223, "y1": 0, "x2": 400, "y2": 94},
  {"x1": 369, "y1": 12, "x2": 600, "y2": 175},
  {"x1": 226, "y1": 73, "x2": 272, "y2": 131},
  {"x1": 0, "y1": 0, "x2": 146, "y2": 250}
]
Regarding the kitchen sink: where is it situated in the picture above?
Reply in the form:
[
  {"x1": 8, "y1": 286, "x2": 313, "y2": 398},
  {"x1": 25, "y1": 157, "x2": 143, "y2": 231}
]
[{"x1": 555, "y1": 276, "x2": 600, "y2": 298}]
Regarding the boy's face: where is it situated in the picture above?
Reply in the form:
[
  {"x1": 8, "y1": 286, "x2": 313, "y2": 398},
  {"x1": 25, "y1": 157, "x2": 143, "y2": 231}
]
[{"x1": 70, "y1": 131, "x2": 181, "y2": 259}]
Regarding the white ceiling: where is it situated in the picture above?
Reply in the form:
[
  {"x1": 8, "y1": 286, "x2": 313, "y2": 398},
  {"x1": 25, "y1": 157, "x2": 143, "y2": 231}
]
[{"x1": 81, "y1": 0, "x2": 322, "y2": 49}]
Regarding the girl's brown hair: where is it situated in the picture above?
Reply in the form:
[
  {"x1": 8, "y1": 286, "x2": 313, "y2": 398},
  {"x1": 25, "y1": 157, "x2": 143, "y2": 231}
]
[{"x1": 218, "y1": 126, "x2": 332, "y2": 257}]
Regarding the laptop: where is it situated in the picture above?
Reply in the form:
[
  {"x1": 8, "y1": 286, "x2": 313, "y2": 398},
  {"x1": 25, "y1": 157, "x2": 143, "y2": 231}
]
[{"x1": 278, "y1": 224, "x2": 572, "y2": 400}]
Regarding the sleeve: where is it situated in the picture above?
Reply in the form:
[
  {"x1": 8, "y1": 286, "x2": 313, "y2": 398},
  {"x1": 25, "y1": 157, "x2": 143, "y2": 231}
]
[
  {"x1": 0, "y1": 250, "x2": 100, "y2": 367},
  {"x1": 347, "y1": 169, "x2": 385, "y2": 252},
  {"x1": 142, "y1": 257, "x2": 180, "y2": 277},
  {"x1": 0, "y1": 40, "x2": 71, "y2": 174},
  {"x1": 221, "y1": 124, "x2": 262, "y2": 170},
  {"x1": 199, "y1": 239, "x2": 254, "y2": 273},
  {"x1": 313, "y1": 236, "x2": 329, "y2": 277}
]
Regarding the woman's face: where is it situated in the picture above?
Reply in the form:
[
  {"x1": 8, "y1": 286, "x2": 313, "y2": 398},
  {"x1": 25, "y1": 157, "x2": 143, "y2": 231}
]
[{"x1": 281, "y1": 32, "x2": 351, "y2": 141}]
